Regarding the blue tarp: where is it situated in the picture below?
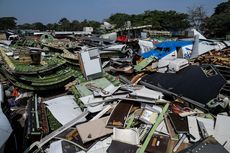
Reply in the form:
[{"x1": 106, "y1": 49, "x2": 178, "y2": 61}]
[{"x1": 142, "y1": 41, "x2": 193, "y2": 59}]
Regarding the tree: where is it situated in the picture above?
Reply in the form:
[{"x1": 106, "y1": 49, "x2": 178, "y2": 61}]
[
  {"x1": 51, "y1": 23, "x2": 59, "y2": 31},
  {"x1": 214, "y1": 1, "x2": 230, "y2": 15},
  {"x1": 205, "y1": 14, "x2": 230, "y2": 37},
  {"x1": 187, "y1": 5, "x2": 207, "y2": 32},
  {"x1": 0, "y1": 17, "x2": 17, "y2": 30},
  {"x1": 107, "y1": 13, "x2": 131, "y2": 28},
  {"x1": 17, "y1": 23, "x2": 33, "y2": 29},
  {"x1": 71, "y1": 20, "x2": 81, "y2": 31},
  {"x1": 204, "y1": 1, "x2": 230, "y2": 38},
  {"x1": 160, "y1": 10, "x2": 190, "y2": 31},
  {"x1": 87, "y1": 20, "x2": 101, "y2": 29},
  {"x1": 58, "y1": 17, "x2": 71, "y2": 31},
  {"x1": 46, "y1": 23, "x2": 53, "y2": 30},
  {"x1": 106, "y1": 11, "x2": 189, "y2": 31},
  {"x1": 32, "y1": 22, "x2": 46, "y2": 31},
  {"x1": 142, "y1": 10, "x2": 162, "y2": 29}
]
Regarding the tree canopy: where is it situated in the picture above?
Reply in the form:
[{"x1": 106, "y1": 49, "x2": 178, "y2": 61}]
[
  {"x1": 0, "y1": 1, "x2": 229, "y2": 38},
  {"x1": 204, "y1": 1, "x2": 230, "y2": 38},
  {"x1": 107, "y1": 10, "x2": 190, "y2": 32},
  {"x1": 16, "y1": 18, "x2": 101, "y2": 32},
  {"x1": 0, "y1": 17, "x2": 17, "y2": 30}
]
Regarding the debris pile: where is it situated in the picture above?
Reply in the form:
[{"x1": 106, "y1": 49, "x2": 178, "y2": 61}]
[
  {"x1": 0, "y1": 29, "x2": 230, "y2": 153},
  {"x1": 195, "y1": 47, "x2": 230, "y2": 67}
]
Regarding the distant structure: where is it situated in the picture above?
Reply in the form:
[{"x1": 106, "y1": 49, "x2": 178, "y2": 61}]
[
  {"x1": 143, "y1": 29, "x2": 172, "y2": 37},
  {"x1": 101, "y1": 22, "x2": 114, "y2": 30},
  {"x1": 115, "y1": 25, "x2": 152, "y2": 39},
  {"x1": 184, "y1": 28, "x2": 206, "y2": 39}
]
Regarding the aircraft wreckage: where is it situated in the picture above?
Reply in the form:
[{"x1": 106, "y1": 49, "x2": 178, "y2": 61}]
[{"x1": 0, "y1": 29, "x2": 230, "y2": 153}]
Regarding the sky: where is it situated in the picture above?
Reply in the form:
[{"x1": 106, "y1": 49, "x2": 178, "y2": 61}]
[{"x1": 0, "y1": 0, "x2": 227, "y2": 24}]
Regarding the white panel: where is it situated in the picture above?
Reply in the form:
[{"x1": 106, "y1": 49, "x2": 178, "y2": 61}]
[
  {"x1": 113, "y1": 128, "x2": 139, "y2": 145},
  {"x1": 214, "y1": 115, "x2": 230, "y2": 145},
  {"x1": 80, "y1": 51, "x2": 101, "y2": 77},
  {"x1": 44, "y1": 95, "x2": 86, "y2": 125},
  {"x1": 48, "y1": 140, "x2": 63, "y2": 153},
  {"x1": 188, "y1": 116, "x2": 200, "y2": 142}
]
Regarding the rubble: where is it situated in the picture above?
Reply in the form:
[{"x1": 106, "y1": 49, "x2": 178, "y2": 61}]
[
  {"x1": 0, "y1": 28, "x2": 230, "y2": 153},
  {"x1": 194, "y1": 47, "x2": 230, "y2": 67}
]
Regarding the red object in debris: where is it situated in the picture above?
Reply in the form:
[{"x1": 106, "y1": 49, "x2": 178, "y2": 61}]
[
  {"x1": 171, "y1": 103, "x2": 191, "y2": 114},
  {"x1": 152, "y1": 40, "x2": 159, "y2": 44},
  {"x1": 12, "y1": 87, "x2": 20, "y2": 97},
  {"x1": 116, "y1": 35, "x2": 128, "y2": 43}
]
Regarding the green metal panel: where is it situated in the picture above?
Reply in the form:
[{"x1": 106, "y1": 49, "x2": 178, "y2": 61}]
[{"x1": 134, "y1": 56, "x2": 156, "y2": 72}]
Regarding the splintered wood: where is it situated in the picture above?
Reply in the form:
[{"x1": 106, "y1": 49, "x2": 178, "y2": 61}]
[{"x1": 195, "y1": 48, "x2": 230, "y2": 66}]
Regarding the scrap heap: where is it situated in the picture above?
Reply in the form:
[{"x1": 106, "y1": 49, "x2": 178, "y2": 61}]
[
  {"x1": 195, "y1": 47, "x2": 230, "y2": 67},
  {"x1": 0, "y1": 32, "x2": 230, "y2": 153}
]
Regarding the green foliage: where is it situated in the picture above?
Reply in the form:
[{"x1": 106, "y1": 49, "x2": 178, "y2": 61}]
[
  {"x1": 4, "y1": 1, "x2": 229, "y2": 37},
  {"x1": 0, "y1": 17, "x2": 17, "y2": 30},
  {"x1": 107, "y1": 10, "x2": 189, "y2": 31},
  {"x1": 17, "y1": 22, "x2": 46, "y2": 31},
  {"x1": 204, "y1": 1, "x2": 230, "y2": 38},
  {"x1": 205, "y1": 13, "x2": 230, "y2": 38},
  {"x1": 17, "y1": 23, "x2": 33, "y2": 29},
  {"x1": 58, "y1": 17, "x2": 71, "y2": 31},
  {"x1": 214, "y1": 1, "x2": 230, "y2": 15},
  {"x1": 32, "y1": 22, "x2": 46, "y2": 31},
  {"x1": 46, "y1": 23, "x2": 59, "y2": 31},
  {"x1": 17, "y1": 18, "x2": 101, "y2": 31},
  {"x1": 1, "y1": 10, "x2": 190, "y2": 32},
  {"x1": 71, "y1": 20, "x2": 82, "y2": 31},
  {"x1": 107, "y1": 13, "x2": 131, "y2": 28}
]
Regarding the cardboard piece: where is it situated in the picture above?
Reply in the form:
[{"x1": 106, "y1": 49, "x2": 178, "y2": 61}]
[{"x1": 77, "y1": 116, "x2": 112, "y2": 143}]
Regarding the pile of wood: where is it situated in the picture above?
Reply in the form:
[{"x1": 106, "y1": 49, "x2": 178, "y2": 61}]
[{"x1": 195, "y1": 47, "x2": 230, "y2": 66}]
